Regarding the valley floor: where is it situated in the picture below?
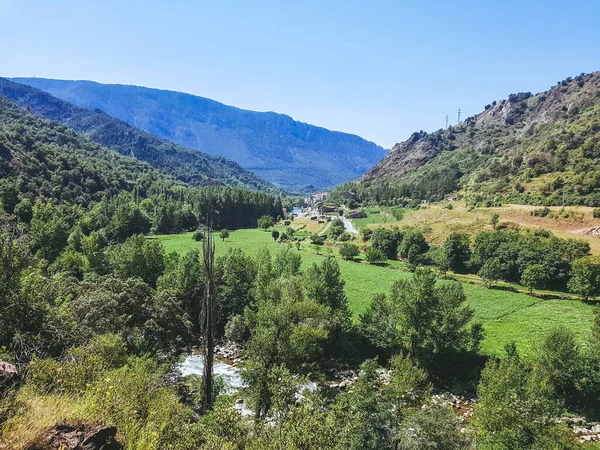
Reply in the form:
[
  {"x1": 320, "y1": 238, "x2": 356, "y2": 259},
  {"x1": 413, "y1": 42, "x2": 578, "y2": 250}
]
[{"x1": 156, "y1": 227, "x2": 596, "y2": 359}]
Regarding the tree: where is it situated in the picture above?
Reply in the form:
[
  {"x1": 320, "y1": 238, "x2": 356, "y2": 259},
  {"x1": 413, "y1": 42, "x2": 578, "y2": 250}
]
[
  {"x1": 478, "y1": 257, "x2": 503, "y2": 288},
  {"x1": 391, "y1": 208, "x2": 405, "y2": 221},
  {"x1": 304, "y1": 257, "x2": 352, "y2": 357},
  {"x1": 397, "y1": 405, "x2": 470, "y2": 450},
  {"x1": 444, "y1": 232, "x2": 471, "y2": 273},
  {"x1": 371, "y1": 228, "x2": 402, "y2": 259},
  {"x1": 334, "y1": 359, "x2": 394, "y2": 450},
  {"x1": 568, "y1": 255, "x2": 600, "y2": 300},
  {"x1": 428, "y1": 247, "x2": 450, "y2": 278},
  {"x1": 536, "y1": 328, "x2": 589, "y2": 413},
  {"x1": 108, "y1": 234, "x2": 165, "y2": 287},
  {"x1": 271, "y1": 230, "x2": 280, "y2": 241},
  {"x1": 521, "y1": 264, "x2": 548, "y2": 293},
  {"x1": 360, "y1": 268, "x2": 481, "y2": 369},
  {"x1": 365, "y1": 247, "x2": 385, "y2": 264},
  {"x1": 472, "y1": 345, "x2": 565, "y2": 449},
  {"x1": 339, "y1": 243, "x2": 359, "y2": 260},
  {"x1": 398, "y1": 230, "x2": 429, "y2": 260},
  {"x1": 220, "y1": 229, "x2": 230, "y2": 241},
  {"x1": 29, "y1": 201, "x2": 70, "y2": 262},
  {"x1": 215, "y1": 248, "x2": 257, "y2": 323},
  {"x1": 242, "y1": 276, "x2": 329, "y2": 419},
  {"x1": 202, "y1": 228, "x2": 217, "y2": 412},
  {"x1": 258, "y1": 215, "x2": 274, "y2": 230},
  {"x1": 193, "y1": 230, "x2": 205, "y2": 241},
  {"x1": 490, "y1": 213, "x2": 500, "y2": 230}
]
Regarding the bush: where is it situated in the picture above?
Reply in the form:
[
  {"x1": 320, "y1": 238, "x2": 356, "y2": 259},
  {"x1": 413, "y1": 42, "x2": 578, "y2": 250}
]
[
  {"x1": 594, "y1": 208, "x2": 600, "y2": 219},
  {"x1": 365, "y1": 247, "x2": 385, "y2": 264},
  {"x1": 192, "y1": 230, "x2": 205, "y2": 241},
  {"x1": 531, "y1": 207, "x2": 551, "y2": 217},
  {"x1": 339, "y1": 243, "x2": 359, "y2": 260},
  {"x1": 360, "y1": 226, "x2": 372, "y2": 241},
  {"x1": 310, "y1": 234, "x2": 324, "y2": 245},
  {"x1": 338, "y1": 232, "x2": 352, "y2": 242}
]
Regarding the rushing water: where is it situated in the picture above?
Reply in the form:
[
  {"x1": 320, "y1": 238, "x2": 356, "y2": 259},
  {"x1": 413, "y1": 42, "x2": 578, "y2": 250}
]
[{"x1": 178, "y1": 355, "x2": 317, "y2": 417}]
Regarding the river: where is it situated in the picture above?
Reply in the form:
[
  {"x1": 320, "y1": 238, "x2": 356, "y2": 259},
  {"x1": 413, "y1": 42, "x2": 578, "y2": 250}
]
[{"x1": 178, "y1": 355, "x2": 317, "y2": 416}]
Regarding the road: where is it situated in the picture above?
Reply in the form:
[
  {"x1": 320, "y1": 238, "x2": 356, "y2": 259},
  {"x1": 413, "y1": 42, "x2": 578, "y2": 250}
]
[
  {"x1": 340, "y1": 216, "x2": 359, "y2": 234},
  {"x1": 295, "y1": 208, "x2": 359, "y2": 235}
]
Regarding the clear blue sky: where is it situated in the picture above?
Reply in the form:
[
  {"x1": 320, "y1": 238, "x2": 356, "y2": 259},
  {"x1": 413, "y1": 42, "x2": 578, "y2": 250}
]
[{"x1": 1, "y1": 0, "x2": 599, "y2": 148}]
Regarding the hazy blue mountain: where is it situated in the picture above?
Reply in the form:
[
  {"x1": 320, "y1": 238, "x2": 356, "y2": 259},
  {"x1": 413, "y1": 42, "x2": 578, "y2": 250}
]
[
  {"x1": 11, "y1": 78, "x2": 387, "y2": 191},
  {"x1": 0, "y1": 78, "x2": 277, "y2": 192}
]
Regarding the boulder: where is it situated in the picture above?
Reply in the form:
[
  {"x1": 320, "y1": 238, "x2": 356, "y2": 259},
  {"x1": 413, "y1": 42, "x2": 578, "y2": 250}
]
[
  {"x1": 0, "y1": 361, "x2": 17, "y2": 380},
  {"x1": 28, "y1": 422, "x2": 122, "y2": 450}
]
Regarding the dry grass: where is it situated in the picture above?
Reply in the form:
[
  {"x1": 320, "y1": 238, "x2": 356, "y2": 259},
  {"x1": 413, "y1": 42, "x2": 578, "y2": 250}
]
[
  {"x1": 365, "y1": 202, "x2": 600, "y2": 253},
  {"x1": 0, "y1": 390, "x2": 83, "y2": 450}
]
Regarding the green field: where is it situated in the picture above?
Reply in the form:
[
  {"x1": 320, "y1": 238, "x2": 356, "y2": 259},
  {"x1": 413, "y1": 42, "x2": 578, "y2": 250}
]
[{"x1": 155, "y1": 228, "x2": 596, "y2": 358}]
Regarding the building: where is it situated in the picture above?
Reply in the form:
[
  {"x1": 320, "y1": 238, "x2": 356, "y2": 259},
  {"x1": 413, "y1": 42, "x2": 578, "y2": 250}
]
[{"x1": 304, "y1": 192, "x2": 330, "y2": 205}]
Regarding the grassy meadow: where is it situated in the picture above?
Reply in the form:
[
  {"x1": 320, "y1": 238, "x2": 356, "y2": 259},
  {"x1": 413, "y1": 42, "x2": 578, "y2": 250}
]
[{"x1": 155, "y1": 227, "x2": 596, "y2": 358}]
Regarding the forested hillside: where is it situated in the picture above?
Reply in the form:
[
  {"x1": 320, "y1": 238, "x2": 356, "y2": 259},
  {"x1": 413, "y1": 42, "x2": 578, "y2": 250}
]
[
  {"x1": 355, "y1": 72, "x2": 600, "y2": 206},
  {"x1": 0, "y1": 78, "x2": 277, "y2": 193},
  {"x1": 0, "y1": 94, "x2": 283, "y2": 232},
  {"x1": 11, "y1": 77, "x2": 387, "y2": 192}
]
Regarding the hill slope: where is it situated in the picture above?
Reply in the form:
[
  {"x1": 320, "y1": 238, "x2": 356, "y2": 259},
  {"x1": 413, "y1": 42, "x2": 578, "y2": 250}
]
[
  {"x1": 0, "y1": 94, "x2": 183, "y2": 206},
  {"x1": 10, "y1": 78, "x2": 387, "y2": 192},
  {"x1": 359, "y1": 71, "x2": 600, "y2": 206},
  {"x1": 0, "y1": 78, "x2": 277, "y2": 193}
]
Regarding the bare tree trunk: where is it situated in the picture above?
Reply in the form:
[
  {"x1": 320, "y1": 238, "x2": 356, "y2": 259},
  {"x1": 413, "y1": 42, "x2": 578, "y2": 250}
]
[{"x1": 202, "y1": 228, "x2": 216, "y2": 411}]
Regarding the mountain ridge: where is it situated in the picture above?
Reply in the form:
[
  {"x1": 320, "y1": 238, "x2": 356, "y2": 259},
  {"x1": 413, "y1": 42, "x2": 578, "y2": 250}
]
[
  {"x1": 10, "y1": 77, "x2": 387, "y2": 191},
  {"x1": 0, "y1": 78, "x2": 278, "y2": 193},
  {"x1": 357, "y1": 71, "x2": 600, "y2": 206}
]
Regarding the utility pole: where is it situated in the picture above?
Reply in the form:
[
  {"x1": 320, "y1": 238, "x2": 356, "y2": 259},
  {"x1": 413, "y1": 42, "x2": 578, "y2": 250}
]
[
  {"x1": 445, "y1": 115, "x2": 449, "y2": 129},
  {"x1": 457, "y1": 108, "x2": 462, "y2": 124}
]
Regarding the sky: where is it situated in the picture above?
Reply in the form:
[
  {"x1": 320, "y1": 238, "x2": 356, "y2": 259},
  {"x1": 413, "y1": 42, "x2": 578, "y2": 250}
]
[{"x1": 1, "y1": 0, "x2": 599, "y2": 148}]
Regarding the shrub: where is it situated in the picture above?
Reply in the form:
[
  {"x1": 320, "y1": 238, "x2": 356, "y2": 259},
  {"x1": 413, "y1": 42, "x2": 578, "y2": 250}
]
[
  {"x1": 338, "y1": 232, "x2": 352, "y2": 242},
  {"x1": 339, "y1": 243, "x2": 359, "y2": 260},
  {"x1": 594, "y1": 208, "x2": 600, "y2": 219},
  {"x1": 310, "y1": 234, "x2": 324, "y2": 245},
  {"x1": 365, "y1": 247, "x2": 386, "y2": 264},
  {"x1": 360, "y1": 226, "x2": 372, "y2": 241},
  {"x1": 192, "y1": 230, "x2": 205, "y2": 241},
  {"x1": 531, "y1": 207, "x2": 551, "y2": 217}
]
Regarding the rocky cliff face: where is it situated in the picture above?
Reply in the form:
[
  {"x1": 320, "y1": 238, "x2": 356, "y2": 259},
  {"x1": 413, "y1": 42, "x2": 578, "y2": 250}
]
[
  {"x1": 11, "y1": 78, "x2": 387, "y2": 192},
  {"x1": 361, "y1": 71, "x2": 600, "y2": 202}
]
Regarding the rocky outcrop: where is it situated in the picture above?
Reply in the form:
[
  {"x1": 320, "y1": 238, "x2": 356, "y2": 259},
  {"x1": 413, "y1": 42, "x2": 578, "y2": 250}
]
[
  {"x1": 28, "y1": 423, "x2": 122, "y2": 450},
  {"x1": 0, "y1": 361, "x2": 18, "y2": 380}
]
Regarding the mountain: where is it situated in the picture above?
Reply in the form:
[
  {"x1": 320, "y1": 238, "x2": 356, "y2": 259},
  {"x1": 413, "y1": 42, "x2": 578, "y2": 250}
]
[
  {"x1": 0, "y1": 78, "x2": 277, "y2": 193},
  {"x1": 0, "y1": 94, "x2": 183, "y2": 206},
  {"x1": 357, "y1": 71, "x2": 600, "y2": 206},
  {"x1": 10, "y1": 78, "x2": 387, "y2": 192}
]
